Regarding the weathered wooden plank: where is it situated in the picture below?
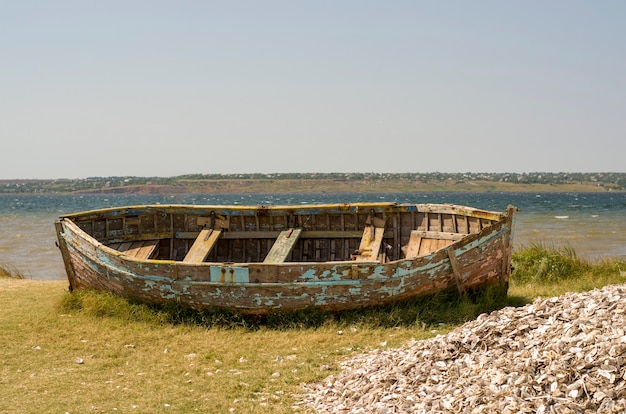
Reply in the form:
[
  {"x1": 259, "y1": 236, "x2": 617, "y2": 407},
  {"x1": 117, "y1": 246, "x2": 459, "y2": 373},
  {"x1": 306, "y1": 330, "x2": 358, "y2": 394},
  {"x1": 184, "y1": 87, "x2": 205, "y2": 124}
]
[
  {"x1": 178, "y1": 230, "x2": 374, "y2": 240},
  {"x1": 410, "y1": 236, "x2": 454, "y2": 257},
  {"x1": 133, "y1": 241, "x2": 160, "y2": 259},
  {"x1": 263, "y1": 228, "x2": 303, "y2": 263},
  {"x1": 353, "y1": 220, "x2": 386, "y2": 262},
  {"x1": 108, "y1": 242, "x2": 122, "y2": 251},
  {"x1": 302, "y1": 230, "x2": 366, "y2": 239},
  {"x1": 416, "y1": 204, "x2": 503, "y2": 220},
  {"x1": 116, "y1": 240, "x2": 159, "y2": 259},
  {"x1": 55, "y1": 219, "x2": 79, "y2": 291},
  {"x1": 419, "y1": 238, "x2": 437, "y2": 256},
  {"x1": 410, "y1": 230, "x2": 465, "y2": 241},
  {"x1": 404, "y1": 231, "x2": 423, "y2": 259},
  {"x1": 117, "y1": 241, "x2": 134, "y2": 252},
  {"x1": 468, "y1": 217, "x2": 482, "y2": 233},
  {"x1": 447, "y1": 245, "x2": 466, "y2": 295},
  {"x1": 197, "y1": 216, "x2": 231, "y2": 229},
  {"x1": 183, "y1": 229, "x2": 222, "y2": 263},
  {"x1": 105, "y1": 232, "x2": 172, "y2": 244}
]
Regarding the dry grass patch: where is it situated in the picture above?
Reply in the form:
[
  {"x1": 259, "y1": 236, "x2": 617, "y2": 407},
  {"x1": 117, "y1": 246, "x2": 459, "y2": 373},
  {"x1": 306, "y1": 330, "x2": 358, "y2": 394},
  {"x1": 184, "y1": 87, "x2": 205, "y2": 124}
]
[{"x1": 0, "y1": 280, "x2": 427, "y2": 413}]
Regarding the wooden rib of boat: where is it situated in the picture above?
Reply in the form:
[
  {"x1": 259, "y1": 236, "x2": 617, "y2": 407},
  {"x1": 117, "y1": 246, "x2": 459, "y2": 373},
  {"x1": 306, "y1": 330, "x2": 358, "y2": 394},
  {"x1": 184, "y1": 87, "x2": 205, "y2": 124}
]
[{"x1": 55, "y1": 202, "x2": 517, "y2": 314}]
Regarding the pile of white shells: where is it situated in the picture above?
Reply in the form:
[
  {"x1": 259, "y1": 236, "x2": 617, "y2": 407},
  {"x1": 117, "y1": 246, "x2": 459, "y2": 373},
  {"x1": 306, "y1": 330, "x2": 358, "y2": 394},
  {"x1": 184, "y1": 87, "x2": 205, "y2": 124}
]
[{"x1": 298, "y1": 284, "x2": 626, "y2": 413}]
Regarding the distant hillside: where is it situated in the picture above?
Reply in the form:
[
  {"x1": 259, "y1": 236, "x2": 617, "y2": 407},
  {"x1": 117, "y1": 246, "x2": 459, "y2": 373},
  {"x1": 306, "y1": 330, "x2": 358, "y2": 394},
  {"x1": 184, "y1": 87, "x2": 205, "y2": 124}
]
[{"x1": 1, "y1": 172, "x2": 624, "y2": 194}]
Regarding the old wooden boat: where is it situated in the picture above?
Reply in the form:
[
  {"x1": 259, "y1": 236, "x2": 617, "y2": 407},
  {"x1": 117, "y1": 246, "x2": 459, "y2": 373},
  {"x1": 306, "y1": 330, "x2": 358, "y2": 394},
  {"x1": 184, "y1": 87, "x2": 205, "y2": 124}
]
[{"x1": 55, "y1": 202, "x2": 516, "y2": 314}]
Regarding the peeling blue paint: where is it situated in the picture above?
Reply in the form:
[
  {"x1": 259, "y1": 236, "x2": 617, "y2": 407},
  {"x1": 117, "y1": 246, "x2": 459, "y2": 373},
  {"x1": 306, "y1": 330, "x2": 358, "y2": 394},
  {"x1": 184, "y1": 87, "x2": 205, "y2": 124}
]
[
  {"x1": 158, "y1": 284, "x2": 176, "y2": 299},
  {"x1": 209, "y1": 265, "x2": 250, "y2": 282},
  {"x1": 253, "y1": 293, "x2": 262, "y2": 306},
  {"x1": 396, "y1": 259, "x2": 444, "y2": 279},
  {"x1": 348, "y1": 287, "x2": 362, "y2": 295}
]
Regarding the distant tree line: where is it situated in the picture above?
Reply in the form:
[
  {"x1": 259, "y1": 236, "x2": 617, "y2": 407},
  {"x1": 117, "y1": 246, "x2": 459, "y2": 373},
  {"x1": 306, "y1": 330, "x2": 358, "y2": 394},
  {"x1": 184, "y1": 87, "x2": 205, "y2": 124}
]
[{"x1": 1, "y1": 172, "x2": 625, "y2": 193}]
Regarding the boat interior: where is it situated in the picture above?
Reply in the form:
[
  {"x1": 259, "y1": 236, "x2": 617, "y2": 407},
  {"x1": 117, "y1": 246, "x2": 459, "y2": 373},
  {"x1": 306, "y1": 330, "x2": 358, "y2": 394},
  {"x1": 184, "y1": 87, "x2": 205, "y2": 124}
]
[{"x1": 68, "y1": 205, "x2": 499, "y2": 264}]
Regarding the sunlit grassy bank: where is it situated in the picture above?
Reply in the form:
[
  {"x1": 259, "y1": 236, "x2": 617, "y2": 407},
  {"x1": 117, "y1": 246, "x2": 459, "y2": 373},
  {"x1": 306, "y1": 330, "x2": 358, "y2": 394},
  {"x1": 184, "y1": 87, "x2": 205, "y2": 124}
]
[
  {"x1": 1, "y1": 245, "x2": 625, "y2": 413},
  {"x1": 510, "y1": 242, "x2": 626, "y2": 299}
]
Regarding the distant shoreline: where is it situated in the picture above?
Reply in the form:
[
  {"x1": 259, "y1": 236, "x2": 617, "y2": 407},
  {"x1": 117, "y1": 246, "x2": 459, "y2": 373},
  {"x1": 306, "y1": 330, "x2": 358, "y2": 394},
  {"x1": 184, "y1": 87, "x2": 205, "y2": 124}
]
[
  {"x1": 70, "y1": 180, "x2": 617, "y2": 194},
  {"x1": 1, "y1": 173, "x2": 624, "y2": 194}
]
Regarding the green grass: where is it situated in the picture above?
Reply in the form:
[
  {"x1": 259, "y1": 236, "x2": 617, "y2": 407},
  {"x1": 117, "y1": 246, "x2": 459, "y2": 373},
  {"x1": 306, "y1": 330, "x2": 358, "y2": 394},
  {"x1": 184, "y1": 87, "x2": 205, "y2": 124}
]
[
  {"x1": 510, "y1": 242, "x2": 626, "y2": 298},
  {"x1": 63, "y1": 284, "x2": 513, "y2": 331},
  {"x1": 1, "y1": 246, "x2": 625, "y2": 413}
]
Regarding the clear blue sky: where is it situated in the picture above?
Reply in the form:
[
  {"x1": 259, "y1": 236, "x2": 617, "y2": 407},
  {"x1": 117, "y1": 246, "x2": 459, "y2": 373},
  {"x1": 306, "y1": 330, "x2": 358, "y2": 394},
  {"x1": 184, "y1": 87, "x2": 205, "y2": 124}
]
[{"x1": 2, "y1": 1, "x2": 624, "y2": 179}]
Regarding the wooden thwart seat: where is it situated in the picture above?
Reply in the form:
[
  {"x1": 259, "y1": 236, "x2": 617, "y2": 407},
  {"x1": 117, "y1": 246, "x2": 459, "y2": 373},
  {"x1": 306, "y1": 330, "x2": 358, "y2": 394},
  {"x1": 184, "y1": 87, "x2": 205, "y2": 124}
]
[
  {"x1": 263, "y1": 228, "x2": 303, "y2": 264},
  {"x1": 404, "y1": 230, "x2": 464, "y2": 258},
  {"x1": 111, "y1": 240, "x2": 159, "y2": 260},
  {"x1": 183, "y1": 229, "x2": 222, "y2": 263},
  {"x1": 352, "y1": 218, "x2": 386, "y2": 262}
]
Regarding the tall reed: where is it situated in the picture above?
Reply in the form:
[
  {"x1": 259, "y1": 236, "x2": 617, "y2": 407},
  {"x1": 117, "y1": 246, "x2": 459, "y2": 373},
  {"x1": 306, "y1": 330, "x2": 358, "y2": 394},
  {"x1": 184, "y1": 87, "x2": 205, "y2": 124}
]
[
  {"x1": 510, "y1": 242, "x2": 626, "y2": 296},
  {"x1": 0, "y1": 263, "x2": 25, "y2": 279}
]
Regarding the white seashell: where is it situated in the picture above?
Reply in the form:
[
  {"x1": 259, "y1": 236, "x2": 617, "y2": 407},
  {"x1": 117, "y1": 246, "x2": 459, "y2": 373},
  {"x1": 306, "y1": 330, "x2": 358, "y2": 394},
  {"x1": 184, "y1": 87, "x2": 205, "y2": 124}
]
[
  {"x1": 598, "y1": 369, "x2": 616, "y2": 383},
  {"x1": 550, "y1": 381, "x2": 558, "y2": 393}
]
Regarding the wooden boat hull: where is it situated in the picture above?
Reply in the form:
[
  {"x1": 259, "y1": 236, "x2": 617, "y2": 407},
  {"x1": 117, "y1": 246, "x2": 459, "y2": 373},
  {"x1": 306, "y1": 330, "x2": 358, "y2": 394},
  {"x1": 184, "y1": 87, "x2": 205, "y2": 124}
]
[{"x1": 55, "y1": 203, "x2": 516, "y2": 314}]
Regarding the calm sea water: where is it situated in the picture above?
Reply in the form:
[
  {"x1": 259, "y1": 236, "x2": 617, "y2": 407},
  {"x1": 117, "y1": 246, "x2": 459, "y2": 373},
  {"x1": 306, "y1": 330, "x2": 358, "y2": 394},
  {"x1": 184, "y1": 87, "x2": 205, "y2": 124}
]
[{"x1": 1, "y1": 192, "x2": 625, "y2": 280}]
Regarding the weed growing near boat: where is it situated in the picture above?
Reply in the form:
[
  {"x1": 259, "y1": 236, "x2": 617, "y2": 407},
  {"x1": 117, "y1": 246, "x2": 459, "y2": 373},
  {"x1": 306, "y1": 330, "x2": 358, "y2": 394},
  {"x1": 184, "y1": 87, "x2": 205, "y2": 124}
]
[
  {"x1": 0, "y1": 263, "x2": 25, "y2": 279},
  {"x1": 512, "y1": 242, "x2": 590, "y2": 283},
  {"x1": 510, "y1": 243, "x2": 626, "y2": 298},
  {"x1": 61, "y1": 289, "x2": 170, "y2": 324}
]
